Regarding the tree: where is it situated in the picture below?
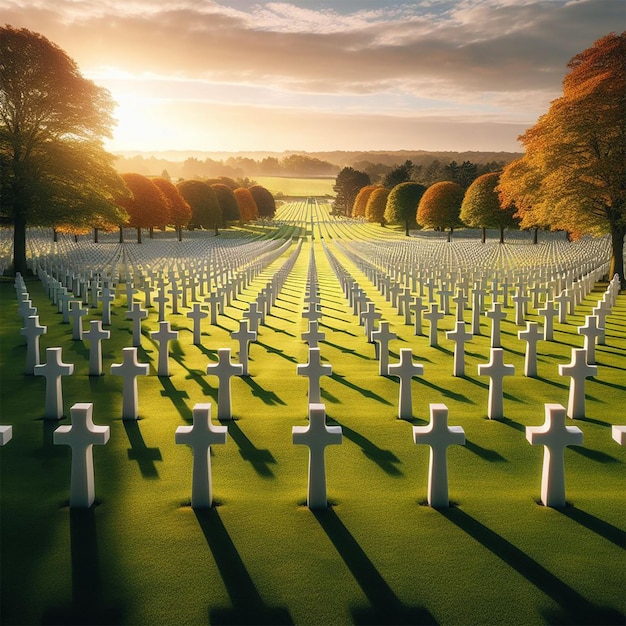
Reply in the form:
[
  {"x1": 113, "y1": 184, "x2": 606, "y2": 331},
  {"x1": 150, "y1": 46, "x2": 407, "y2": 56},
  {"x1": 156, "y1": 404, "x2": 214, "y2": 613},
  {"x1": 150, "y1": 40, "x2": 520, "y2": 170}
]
[
  {"x1": 0, "y1": 26, "x2": 128, "y2": 274},
  {"x1": 352, "y1": 185, "x2": 379, "y2": 218},
  {"x1": 381, "y1": 160, "x2": 414, "y2": 189},
  {"x1": 444, "y1": 160, "x2": 478, "y2": 189},
  {"x1": 461, "y1": 173, "x2": 518, "y2": 243},
  {"x1": 211, "y1": 183, "x2": 241, "y2": 223},
  {"x1": 249, "y1": 185, "x2": 276, "y2": 219},
  {"x1": 498, "y1": 32, "x2": 626, "y2": 284},
  {"x1": 332, "y1": 167, "x2": 370, "y2": 216},
  {"x1": 177, "y1": 179, "x2": 222, "y2": 234},
  {"x1": 365, "y1": 188, "x2": 390, "y2": 226},
  {"x1": 417, "y1": 181, "x2": 464, "y2": 241},
  {"x1": 116, "y1": 173, "x2": 169, "y2": 243},
  {"x1": 152, "y1": 177, "x2": 191, "y2": 241},
  {"x1": 234, "y1": 187, "x2": 259, "y2": 223},
  {"x1": 385, "y1": 182, "x2": 426, "y2": 236}
]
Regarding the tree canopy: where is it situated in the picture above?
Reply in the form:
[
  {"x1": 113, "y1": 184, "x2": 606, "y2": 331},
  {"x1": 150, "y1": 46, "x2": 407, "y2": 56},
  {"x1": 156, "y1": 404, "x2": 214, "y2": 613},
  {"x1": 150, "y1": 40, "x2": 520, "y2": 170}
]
[
  {"x1": 417, "y1": 181, "x2": 465, "y2": 239},
  {"x1": 211, "y1": 183, "x2": 241, "y2": 223},
  {"x1": 117, "y1": 173, "x2": 169, "y2": 242},
  {"x1": 365, "y1": 188, "x2": 390, "y2": 226},
  {"x1": 385, "y1": 182, "x2": 426, "y2": 236},
  {"x1": 498, "y1": 32, "x2": 626, "y2": 283},
  {"x1": 233, "y1": 188, "x2": 259, "y2": 223},
  {"x1": 152, "y1": 177, "x2": 191, "y2": 240},
  {"x1": 381, "y1": 160, "x2": 414, "y2": 189},
  {"x1": 249, "y1": 185, "x2": 276, "y2": 219},
  {"x1": 177, "y1": 180, "x2": 222, "y2": 233},
  {"x1": 0, "y1": 26, "x2": 128, "y2": 273},
  {"x1": 332, "y1": 167, "x2": 370, "y2": 216},
  {"x1": 461, "y1": 173, "x2": 518, "y2": 243},
  {"x1": 352, "y1": 185, "x2": 379, "y2": 218}
]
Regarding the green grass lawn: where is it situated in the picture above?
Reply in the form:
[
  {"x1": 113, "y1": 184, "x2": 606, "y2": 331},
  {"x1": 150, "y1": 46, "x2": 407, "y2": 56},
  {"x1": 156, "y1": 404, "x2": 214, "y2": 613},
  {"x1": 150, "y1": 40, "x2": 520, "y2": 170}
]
[
  {"x1": 1, "y1": 215, "x2": 625, "y2": 625},
  {"x1": 254, "y1": 176, "x2": 335, "y2": 198}
]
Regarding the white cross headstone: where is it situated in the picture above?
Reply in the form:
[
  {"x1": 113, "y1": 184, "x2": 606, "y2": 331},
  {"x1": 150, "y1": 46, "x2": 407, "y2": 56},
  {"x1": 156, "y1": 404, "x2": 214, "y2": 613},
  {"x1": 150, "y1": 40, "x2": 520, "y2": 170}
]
[
  {"x1": 424, "y1": 303, "x2": 444, "y2": 347},
  {"x1": 538, "y1": 300, "x2": 558, "y2": 341},
  {"x1": 297, "y1": 347, "x2": 332, "y2": 404},
  {"x1": 446, "y1": 321, "x2": 473, "y2": 377},
  {"x1": 471, "y1": 284, "x2": 487, "y2": 335},
  {"x1": 110, "y1": 347, "x2": 149, "y2": 420},
  {"x1": 485, "y1": 302, "x2": 507, "y2": 348},
  {"x1": 69, "y1": 301, "x2": 88, "y2": 341},
  {"x1": 243, "y1": 302, "x2": 263, "y2": 334},
  {"x1": 371, "y1": 321, "x2": 397, "y2": 376},
  {"x1": 411, "y1": 296, "x2": 426, "y2": 336},
  {"x1": 512, "y1": 289, "x2": 530, "y2": 326},
  {"x1": 518, "y1": 321, "x2": 544, "y2": 377},
  {"x1": 206, "y1": 348, "x2": 244, "y2": 420},
  {"x1": 413, "y1": 403, "x2": 465, "y2": 508},
  {"x1": 34, "y1": 347, "x2": 74, "y2": 419},
  {"x1": 303, "y1": 303, "x2": 322, "y2": 323},
  {"x1": 452, "y1": 290, "x2": 467, "y2": 323},
  {"x1": 0, "y1": 425, "x2": 13, "y2": 445},
  {"x1": 83, "y1": 320, "x2": 110, "y2": 376},
  {"x1": 175, "y1": 403, "x2": 228, "y2": 508},
  {"x1": 554, "y1": 290, "x2": 572, "y2": 324},
  {"x1": 592, "y1": 301, "x2": 610, "y2": 345},
  {"x1": 526, "y1": 403, "x2": 583, "y2": 507},
  {"x1": 231, "y1": 320, "x2": 257, "y2": 376},
  {"x1": 205, "y1": 292, "x2": 222, "y2": 326},
  {"x1": 558, "y1": 348, "x2": 597, "y2": 419},
  {"x1": 388, "y1": 348, "x2": 424, "y2": 420},
  {"x1": 578, "y1": 315, "x2": 603, "y2": 365},
  {"x1": 98, "y1": 285, "x2": 115, "y2": 326},
  {"x1": 292, "y1": 403, "x2": 342, "y2": 509},
  {"x1": 612, "y1": 425, "x2": 626, "y2": 445},
  {"x1": 126, "y1": 302, "x2": 148, "y2": 348},
  {"x1": 53, "y1": 403, "x2": 110, "y2": 508},
  {"x1": 187, "y1": 303, "x2": 208, "y2": 345},
  {"x1": 151, "y1": 321, "x2": 179, "y2": 377},
  {"x1": 477, "y1": 347, "x2": 515, "y2": 419},
  {"x1": 398, "y1": 288, "x2": 413, "y2": 325},
  {"x1": 20, "y1": 315, "x2": 47, "y2": 375},
  {"x1": 153, "y1": 287, "x2": 169, "y2": 322},
  {"x1": 302, "y1": 320, "x2": 325, "y2": 349},
  {"x1": 360, "y1": 302, "x2": 381, "y2": 342}
]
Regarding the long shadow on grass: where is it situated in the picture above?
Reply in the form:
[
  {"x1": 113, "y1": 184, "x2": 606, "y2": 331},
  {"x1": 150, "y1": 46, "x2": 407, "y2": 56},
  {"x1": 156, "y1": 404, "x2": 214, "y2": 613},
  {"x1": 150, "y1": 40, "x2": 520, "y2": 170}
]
[
  {"x1": 439, "y1": 507, "x2": 624, "y2": 625},
  {"x1": 313, "y1": 508, "x2": 436, "y2": 625},
  {"x1": 332, "y1": 420, "x2": 403, "y2": 476},
  {"x1": 240, "y1": 376, "x2": 286, "y2": 406},
  {"x1": 558, "y1": 506, "x2": 626, "y2": 549},
  {"x1": 42, "y1": 509, "x2": 124, "y2": 625},
  {"x1": 414, "y1": 378, "x2": 473, "y2": 404},
  {"x1": 159, "y1": 376, "x2": 194, "y2": 422},
  {"x1": 464, "y1": 439, "x2": 507, "y2": 462},
  {"x1": 226, "y1": 420, "x2": 277, "y2": 478},
  {"x1": 123, "y1": 420, "x2": 162, "y2": 479},
  {"x1": 330, "y1": 372, "x2": 392, "y2": 405},
  {"x1": 256, "y1": 341, "x2": 298, "y2": 363},
  {"x1": 568, "y1": 445, "x2": 621, "y2": 464},
  {"x1": 320, "y1": 338, "x2": 371, "y2": 359},
  {"x1": 194, "y1": 509, "x2": 293, "y2": 625}
]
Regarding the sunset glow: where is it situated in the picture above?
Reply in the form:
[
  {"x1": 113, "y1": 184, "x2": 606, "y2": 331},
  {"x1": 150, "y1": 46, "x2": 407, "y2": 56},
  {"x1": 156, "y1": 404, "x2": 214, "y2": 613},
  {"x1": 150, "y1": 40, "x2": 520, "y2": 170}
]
[{"x1": 4, "y1": 0, "x2": 622, "y2": 153}]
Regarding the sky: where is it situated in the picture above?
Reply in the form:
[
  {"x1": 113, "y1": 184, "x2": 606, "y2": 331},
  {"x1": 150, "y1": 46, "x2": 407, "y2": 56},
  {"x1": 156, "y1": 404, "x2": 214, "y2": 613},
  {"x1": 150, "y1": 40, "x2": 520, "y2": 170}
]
[{"x1": 4, "y1": 0, "x2": 623, "y2": 154}]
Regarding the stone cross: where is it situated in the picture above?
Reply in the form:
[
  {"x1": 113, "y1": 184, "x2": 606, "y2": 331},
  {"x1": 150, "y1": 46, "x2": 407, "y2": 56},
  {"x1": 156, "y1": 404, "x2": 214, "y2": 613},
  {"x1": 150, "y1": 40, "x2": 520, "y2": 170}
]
[
  {"x1": 413, "y1": 403, "x2": 465, "y2": 508},
  {"x1": 297, "y1": 347, "x2": 332, "y2": 404},
  {"x1": 0, "y1": 425, "x2": 13, "y2": 445},
  {"x1": 438, "y1": 282, "x2": 454, "y2": 315},
  {"x1": 411, "y1": 296, "x2": 426, "y2": 336},
  {"x1": 206, "y1": 348, "x2": 244, "y2": 420},
  {"x1": 592, "y1": 301, "x2": 610, "y2": 345},
  {"x1": 231, "y1": 320, "x2": 257, "y2": 376},
  {"x1": 205, "y1": 292, "x2": 222, "y2": 326},
  {"x1": 153, "y1": 287, "x2": 169, "y2": 323},
  {"x1": 471, "y1": 285, "x2": 487, "y2": 335},
  {"x1": 612, "y1": 425, "x2": 626, "y2": 445},
  {"x1": 54, "y1": 403, "x2": 110, "y2": 508},
  {"x1": 398, "y1": 288, "x2": 413, "y2": 325},
  {"x1": 452, "y1": 290, "x2": 467, "y2": 323},
  {"x1": 512, "y1": 289, "x2": 530, "y2": 326},
  {"x1": 20, "y1": 315, "x2": 47, "y2": 375},
  {"x1": 243, "y1": 302, "x2": 263, "y2": 334},
  {"x1": 477, "y1": 347, "x2": 515, "y2": 419},
  {"x1": 371, "y1": 321, "x2": 397, "y2": 376},
  {"x1": 554, "y1": 290, "x2": 572, "y2": 324},
  {"x1": 83, "y1": 320, "x2": 110, "y2": 376},
  {"x1": 558, "y1": 348, "x2": 597, "y2": 419},
  {"x1": 526, "y1": 403, "x2": 583, "y2": 507},
  {"x1": 538, "y1": 300, "x2": 558, "y2": 341},
  {"x1": 18, "y1": 298, "x2": 37, "y2": 320},
  {"x1": 175, "y1": 403, "x2": 228, "y2": 508},
  {"x1": 151, "y1": 321, "x2": 179, "y2": 377},
  {"x1": 302, "y1": 320, "x2": 325, "y2": 349},
  {"x1": 485, "y1": 302, "x2": 507, "y2": 348},
  {"x1": 69, "y1": 301, "x2": 88, "y2": 341},
  {"x1": 446, "y1": 321, "x2": 473, "y2": 377},
  {"x1": 302, "y1": 303, "x2": 322, "y2": 323},
  {"x1": 518, "y1": 321, "x2": 543, "y2": 377},
  {"x1": 110, "y1": 347, "x2": 150, "y2": 420},
  {"x1": 98, "y1": 285, "x2": 115, "y2": 326},
  {"x1": 360, "y1": 302, "x2": 381, "y2": 342},
  {"x1": 292, "y1": 403, "x2": 342, "y2": 509},
  {"x1": 34, "y1": 347, "x2": 74, "y2": 420},
  {"x1": 388, "y1": 348, "x2": 424, "y2": 420},
  {"x1": 578, "y1": 315, "x2": 603, "y2": 364},
  {"x1": 126, "y1": 302, "x2": 148, "y2": 348},
  {"x1": 424, "y1": 303, "x2": 444, "y2": 347},
  {"x1": 187, "y1": 303, "x2": 208, "y2": 346}
]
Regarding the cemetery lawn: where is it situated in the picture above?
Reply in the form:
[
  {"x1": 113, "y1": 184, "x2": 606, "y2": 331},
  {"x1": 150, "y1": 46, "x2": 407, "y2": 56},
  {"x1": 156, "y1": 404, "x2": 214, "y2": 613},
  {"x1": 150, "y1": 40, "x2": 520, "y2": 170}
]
[
  {"x1": 1, "y1": 216, "x2": 625, "y2": 625},
  {"x1": 255, "y1": 176, "x2": 336, "y2": 198}
]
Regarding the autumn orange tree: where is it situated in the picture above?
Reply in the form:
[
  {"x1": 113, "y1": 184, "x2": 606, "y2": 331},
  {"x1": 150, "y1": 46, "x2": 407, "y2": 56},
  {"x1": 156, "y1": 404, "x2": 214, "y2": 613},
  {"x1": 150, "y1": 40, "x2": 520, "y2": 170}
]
[
  {"x1": 461, "y1": 173, "x2": 518, "y2": 243},
  {"x1": 352, "y1": 185, "x2": 379, "y2": 218},
  {"x1": 417, "y1": 181, "x2": 464, "y2": 242},
  {"x1": 498, "y1": 32, "x2": 626, "y2": 285},
  {"x1": 365, "y1": 188, "x2": 390, "y2": 226},
  {"x1": 234, "y1": 188, "x2": 259, "y2": 223},
  {"x1": 152, "y1": 177, "x2": 191, "y2": 241},
  {"x1": 117, "y1": 173, "x2": 169, "y2": 243}
]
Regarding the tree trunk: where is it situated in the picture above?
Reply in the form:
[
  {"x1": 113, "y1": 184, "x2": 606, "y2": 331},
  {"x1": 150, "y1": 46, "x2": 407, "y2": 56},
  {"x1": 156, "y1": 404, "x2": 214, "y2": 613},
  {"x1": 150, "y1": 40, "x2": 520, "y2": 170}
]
[
  {"x1": 499, "y1": 225, "x2": 505, "y2": 244},
  {"x1": 177, "y1": 225, "x2": 182, "y2": 242},
  {"x1": 533, "y1": 227, "x2": 538, "y2": 245},
  {"x1": 74, "y1": 234, "x2": 78, "y2": 243},
  {"x1": 94, "y1": 227, "x2": 99, "y2": 243},
  {"x1": 12, "y1": 208, "x2": 28, "y2": 276},
  {"x1": 481, "y1": 227, "x2": 486, "y2": 244},
  {"x1": 149, "y1": 226, "x2": 154, "y2": 239},
  {"x1": 447, "y1": 228, "x2": 452, "y2": 243},
  {"x1": 214, "y1": 223, "x2": 219, "y2": 236},
  {"x1": 137, "y1": 227, "x2": 142, "y2": 244},
  {"x1": 119, "y1": 227, "x2": 124, "y2": 243},
  {"x1": 405, "y1": 219, "x2": 410, "y2": 237},
  {"x1": 52, "y1": 228, "x2": 58, "y2": 242},
  {"x1": 609, "y1": 223, "x2": 626, "y2": 288}
]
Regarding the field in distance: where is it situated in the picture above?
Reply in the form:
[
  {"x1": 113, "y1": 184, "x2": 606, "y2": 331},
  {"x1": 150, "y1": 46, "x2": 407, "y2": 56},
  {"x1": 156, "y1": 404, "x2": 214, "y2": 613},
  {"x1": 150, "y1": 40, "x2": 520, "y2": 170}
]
[{"x1": 254, "y1": 175, "x2": 335, "y2": 197}]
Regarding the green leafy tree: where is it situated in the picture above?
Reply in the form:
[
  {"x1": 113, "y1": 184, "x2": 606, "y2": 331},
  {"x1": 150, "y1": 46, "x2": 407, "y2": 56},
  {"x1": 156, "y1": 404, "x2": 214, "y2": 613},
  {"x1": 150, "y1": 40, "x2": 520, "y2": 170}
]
[
  {"x1": 0, "y1": 26, "x2": 128, "y2": 273},
  {"x1": 417, "y1": 181, "x2": 464, "y2": 242},
  {"x1": 461, "y1": 172, "x2": 517, "y2": 243},
  {"x1": 177, "y1": 180, "x2": 222, "y2": 234},
  {"x1": 365, "y1": 188, "x2": 390, "y2": 226},
  {"x1": 381, "y1": 160, "x2": 414, "y2": 189},
  {"x1": 152, "y1": 177, "x2": 191, "y2": 241},
  {"x1": 498, "y1": 33, "x2": 626, "y2": 283},
  {"x1": 385, "y1": 182, "x2": 426, "y2": 236},
  {"x1": 332, "y1": 167, "x2": 370, "y2": 216},
  {"x1": 444, "y1": 160, "x2": 479, "y2": 189},
  {"x1": 211, "y1": 183, "x2": 241, "y2": 223},
  {"x1": 234, "y1": 187, "x2": 259, "y2": 223},
  {"x1": 249, "y1": 185, "x2": 276, "y2": 219},
  {"x1": 352, "y1": 185, "x2": 379, "y2": 218}
]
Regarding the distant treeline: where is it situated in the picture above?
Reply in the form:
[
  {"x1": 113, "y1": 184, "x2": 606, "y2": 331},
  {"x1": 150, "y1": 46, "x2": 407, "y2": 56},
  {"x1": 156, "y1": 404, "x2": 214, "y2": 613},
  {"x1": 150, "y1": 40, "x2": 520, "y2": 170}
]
[{"x1": 114, "y1": 149, "x2": 522, "y2": 183}]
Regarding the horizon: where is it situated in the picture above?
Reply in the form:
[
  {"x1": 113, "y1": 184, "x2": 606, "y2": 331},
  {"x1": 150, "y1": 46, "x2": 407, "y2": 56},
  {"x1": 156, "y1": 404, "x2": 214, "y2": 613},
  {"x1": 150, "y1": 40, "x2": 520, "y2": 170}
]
[{"x1": 5, "y1": 0, "x2": 623, "y2": 154}]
